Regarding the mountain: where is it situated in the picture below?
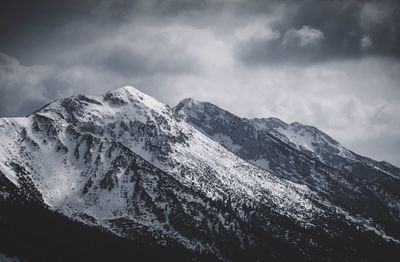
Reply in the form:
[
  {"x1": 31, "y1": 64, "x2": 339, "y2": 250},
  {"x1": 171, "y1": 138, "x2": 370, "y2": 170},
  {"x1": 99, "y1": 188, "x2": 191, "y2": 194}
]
[
  {"x1": 0, "y1": 86, "x2": 399, "y2": 261},
  {"x1": 0, "y1": 169, "x2": 210, "y2": 262},
  {"x1": 175, "y1": 98, "x2": 400, "y2": 243}
]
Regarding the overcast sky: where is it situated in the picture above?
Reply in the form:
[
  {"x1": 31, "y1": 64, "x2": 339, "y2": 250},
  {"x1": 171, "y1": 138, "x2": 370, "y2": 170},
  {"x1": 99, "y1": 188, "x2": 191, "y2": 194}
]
[{"x1": 1, "y1": 0, "x2": 399, "y2": 166}]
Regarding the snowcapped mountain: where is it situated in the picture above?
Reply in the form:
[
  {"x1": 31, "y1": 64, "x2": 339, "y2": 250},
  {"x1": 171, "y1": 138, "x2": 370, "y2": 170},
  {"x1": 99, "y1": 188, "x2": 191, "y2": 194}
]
[
  {"x1": 1, "y1": 86, "x2": 399, "y2": 261},
  {"x1": 175, "y1": 98, "x2": 400, "y2": 247}
]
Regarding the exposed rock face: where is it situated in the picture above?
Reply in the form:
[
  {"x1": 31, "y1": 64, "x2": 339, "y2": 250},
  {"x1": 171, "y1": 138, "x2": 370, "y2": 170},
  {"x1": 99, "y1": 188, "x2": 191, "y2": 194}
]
[{"x1": 0, "y1": 86, "x2": 399, "y2": 261}]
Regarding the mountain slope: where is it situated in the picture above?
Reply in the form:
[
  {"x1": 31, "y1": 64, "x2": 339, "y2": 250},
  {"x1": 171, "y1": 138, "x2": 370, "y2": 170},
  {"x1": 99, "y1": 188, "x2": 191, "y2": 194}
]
[
  {"x1": 0, "y1": 86, "x2": 399, "y2": 261},
  {"x1": 175, "y1": 98, "x2": 400, "y2": 242},
  {"x1": 0, "y1": 169, "x2": 212, "y2": 262}
]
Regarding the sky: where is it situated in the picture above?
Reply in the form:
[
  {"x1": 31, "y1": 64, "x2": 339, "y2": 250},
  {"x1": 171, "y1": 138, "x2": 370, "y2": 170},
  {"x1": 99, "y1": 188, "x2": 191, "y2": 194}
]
[{"x1": 1, "y1": 0, "x2": 400, "y2": 166}]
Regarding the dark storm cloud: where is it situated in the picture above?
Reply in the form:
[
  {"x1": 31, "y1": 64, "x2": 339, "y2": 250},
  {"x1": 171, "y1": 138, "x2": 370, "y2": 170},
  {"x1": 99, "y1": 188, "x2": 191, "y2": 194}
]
[
  {"x1": 0, "y1": 0, "x2": 202, "y2": 116},
  {"x1": 0, "y1": 53, "x2": 49, "y2": 116},
  {"x1": 0, "y1": 0, "x2": 102, "y2": 63},
  {"x1": 0, "y1": 0, "x2": 215, "y2": 65},
  {"x1": 1, "y1": 0, "x2": 400, "y2": 165},
  {"x1": 235, "y1": 0, "x2": 400, "y2": 65},
  {"x1": 3, "y1": 0, "x2": 399, "y2": 65},
  {"x1": 84, "y1": 41, "x2": 200, "y2": 78},
  {"x1": 101, "y1": 45, "x2": 196, "y2": 77}
]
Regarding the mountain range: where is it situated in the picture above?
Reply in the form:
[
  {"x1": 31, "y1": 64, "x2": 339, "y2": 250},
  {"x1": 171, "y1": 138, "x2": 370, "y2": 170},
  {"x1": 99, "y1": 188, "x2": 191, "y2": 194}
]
[{"x1": 0, "y1": 86, "x2": 399, "y2": 261}]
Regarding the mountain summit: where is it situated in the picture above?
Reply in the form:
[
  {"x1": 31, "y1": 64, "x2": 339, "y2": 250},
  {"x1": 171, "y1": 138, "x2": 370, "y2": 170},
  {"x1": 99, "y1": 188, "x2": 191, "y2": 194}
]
[{"x1": 1, "y1": 86, "x2": 399, "y2": 261}]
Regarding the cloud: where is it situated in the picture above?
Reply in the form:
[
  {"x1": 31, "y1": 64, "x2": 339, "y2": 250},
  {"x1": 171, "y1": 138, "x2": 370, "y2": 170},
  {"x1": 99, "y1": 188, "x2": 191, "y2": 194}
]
[
  {"x1": 235, "y1": 22, "x2": 281, "y2": 42},
  {"x1": 135, "y1": 57, "x2": 400, "y2": 165},
  {"x1": 0, "y1": 53, "x2": 53, "y2": 116},
  {"x1": 234, "y1": 0, "x2": 400, "y2": 66},
  {"x1": 85, "y1": 37, "x2": 200, "y2": 77},
  {"x1": 360, "y1": 35, "x2": 373, "y2": 50},
  {"x1": 282, "y1": 26, "x2": 324, "y2": 47},
  {"x1": 0, "y1": 0, "x2": 400, "y2": 166},
  {"x1": 2, "y1": 0, "x2": 400, "y2": 65}
]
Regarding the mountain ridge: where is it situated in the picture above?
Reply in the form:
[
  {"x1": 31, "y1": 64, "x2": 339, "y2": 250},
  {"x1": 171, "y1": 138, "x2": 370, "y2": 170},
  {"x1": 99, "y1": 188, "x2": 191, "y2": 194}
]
[
  {"x1": 175, "y1": 96, "x2": 400, "y2": 171},
  {"x1": 175, "y1": 96, "x2": 400, "y2": 239},
  {"x1": 1, "y1": 86, "x2": 399, "y2": 261}
]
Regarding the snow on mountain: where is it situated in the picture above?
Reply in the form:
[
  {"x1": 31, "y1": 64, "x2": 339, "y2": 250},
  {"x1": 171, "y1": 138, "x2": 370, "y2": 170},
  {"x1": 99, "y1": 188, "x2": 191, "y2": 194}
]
[
  {"x1": 175, "y1": 97, "x2": 400, "y2": 244},
  {"x1": 0, "y1": 86, "x2": 399, "y2": 261},
  {"x1": 253, "y1": 118, "x2": 359, "y2": 167},
  {"x1": 0, "y1": 86, "x2": 316, "y2": 259}
]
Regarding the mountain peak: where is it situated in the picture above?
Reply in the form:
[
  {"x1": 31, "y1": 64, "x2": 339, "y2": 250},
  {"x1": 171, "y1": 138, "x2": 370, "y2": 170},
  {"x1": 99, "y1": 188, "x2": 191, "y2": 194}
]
[
  {"x1": 174, "y1": 97, "x2": 204, "y2": 117},
  {"x1": 179, "y1": 97, "x2": 197, "y2": 104},
  {"x1": 103, "y1": 86, "x2": 168, "y2": 114},
  {"x1": 174, "y1": 97, "x2": 200, "y2": 110},
  {"x1": 174, "y1": 98, "x2": 235, "y2": 121},
  {"x1": 104, "y1": 85, "x2": 146, "y2": 104}
]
